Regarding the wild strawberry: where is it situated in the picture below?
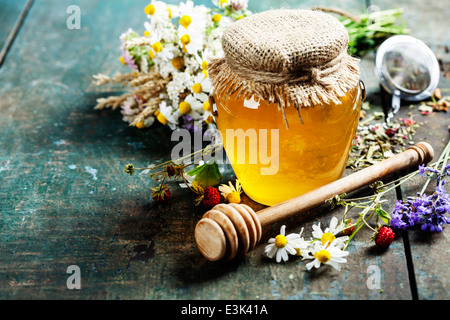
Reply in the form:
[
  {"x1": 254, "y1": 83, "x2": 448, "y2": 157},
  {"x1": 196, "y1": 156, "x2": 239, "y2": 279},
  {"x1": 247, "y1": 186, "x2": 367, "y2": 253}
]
[
  {"x1": 342, "y1": 221, "x2": 354, "y2": 236},
  {"x1": 165, "y1": 164, "x2": 176, "y2": 177},
  {"x1": 374, "y1": 226, "x2": 395, "y2": 248},
  {"x1": 202, "y1": 187, "x2": 221, "y2": 209},
  {"x1": 151, "y1": 185, "x2": 170, "y2": 203}
]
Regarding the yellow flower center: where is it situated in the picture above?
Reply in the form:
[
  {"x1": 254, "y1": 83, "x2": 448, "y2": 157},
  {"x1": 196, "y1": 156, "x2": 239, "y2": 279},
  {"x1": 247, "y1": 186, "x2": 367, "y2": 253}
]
[
  {"x1": 149, "y1": 50, "x2": 155, "y2": 59},
  {"x1": 237, "y1": 15, "x2": 244, "y2": 20},
  {"x1": 314, "y1": 249, "x2": 331, "y2": 263},
  {"x1": 157, "y1": 113, "x2": 168, "y2": 125},
  {"x1": 167, "y1": 8, "x2": 172, "y2": 18},
  {"x1": 321, "y1": 232, "x2": 336, "y2": 247},
  {"x1": 201, "y1": 60, "x2": 208, "y2": 70},
  {"x1": 136, "y1": 121, "x2": 146, "y2": 129},
  {"x1": 202, "y1": 69, "x2": 208, "y2": 78},
  {"x1": 179, "y1": 101, "x2": 191, "y2": 115},
  {"x1": 274, "y1": 234, "x2": 287, "y2": 248},
  {"x1": 144, "y1": 4, "x2": 155, "y2": 15},
  {"x1": 119, "y1": 56, "x2": 126, "y2": 65},
  {"x1": 192, "y1": 83, "x2": 202, "y2": 94},
  {"x1": 143, "y1": 30, "x2": 150, "y2": 37},
  {"x1": 180, "y1": 34, "x2": 191, "y2": 46},
  {"x1": 219, "y1": 0, "x2": 228, "y2": 8},
  {"x1": 226, "y1": 192, "x2": 240, "y2": 204},
  {"x1": 152, "y1": 42, "x2": 163, "y2": 53},
  {"x1": 295, "y1": 248, "x2": 302, "y2": 256},
  {"x1": 180, "y1": 15, "x2": 192, "y2": 28},
  {"x1": 182, "y1": 45, "x2": 188, "y2": 53},
  {"x1": 172, "y1": 57, "x2": 184, "y2": 70},
  {"x1": 203, "y1": 100, "x2": 212, "y2": 112},
  {"x1": 212, "y1": 14, "x2": 222, "y2": 23}
]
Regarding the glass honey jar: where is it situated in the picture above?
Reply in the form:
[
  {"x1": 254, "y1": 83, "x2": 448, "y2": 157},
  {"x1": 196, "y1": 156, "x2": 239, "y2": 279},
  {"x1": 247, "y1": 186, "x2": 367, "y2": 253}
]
[{"x1": 208, "y1": 9, "x2": 363, "y2": 206}]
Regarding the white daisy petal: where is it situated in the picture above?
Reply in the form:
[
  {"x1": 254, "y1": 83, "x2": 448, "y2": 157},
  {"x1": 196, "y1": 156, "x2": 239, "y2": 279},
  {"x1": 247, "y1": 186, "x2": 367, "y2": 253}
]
[
  {"x1": 285, "y1": 244, "x2": 297, "y2": 255},
  {"x1": 280, "y1": 249, "x2": 289, "y2": 262},
  {"x1": 265, "y1": 244, "x2": 277, "y2": 258},
  {"x1": 328, "y1": 217, "x2": 338, "y2": 232},
  {"x1": 276, "y1": 250, "x2": 283, "y2": 263},
  {"x1": 286, "y1": 233, "x2": 300, "y2": 241}
]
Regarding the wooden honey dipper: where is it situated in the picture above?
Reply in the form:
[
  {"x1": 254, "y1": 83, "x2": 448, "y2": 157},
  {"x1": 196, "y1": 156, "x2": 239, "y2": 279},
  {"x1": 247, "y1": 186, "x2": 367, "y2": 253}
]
[{"x1": 195, "y1": 142, "x2": 434, "y2": 261}]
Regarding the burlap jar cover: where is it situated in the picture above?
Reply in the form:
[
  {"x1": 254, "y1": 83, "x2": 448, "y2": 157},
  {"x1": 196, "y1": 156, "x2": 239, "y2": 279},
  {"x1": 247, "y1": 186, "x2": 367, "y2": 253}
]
[{"x1": 208, "y1": 9, "x2": 361, "y2": 127}]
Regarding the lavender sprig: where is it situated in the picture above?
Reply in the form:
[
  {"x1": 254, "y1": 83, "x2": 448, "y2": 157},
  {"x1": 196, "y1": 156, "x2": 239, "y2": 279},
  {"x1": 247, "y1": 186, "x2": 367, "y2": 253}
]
[
  {"x1": 391, "y1": 142, "x2": 450, "y2": 232},
  {"x1": 330, "y1": 139, "x2": 450, "y2": 251}
]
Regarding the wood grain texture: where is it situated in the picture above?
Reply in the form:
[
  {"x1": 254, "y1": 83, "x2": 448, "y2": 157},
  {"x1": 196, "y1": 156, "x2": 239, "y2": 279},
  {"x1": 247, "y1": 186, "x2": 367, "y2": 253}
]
[
  {"x1": 0, "y1": 0, "x2": 30, "y2": 64},
  {"x1": 0, "y1": 0, "x2": 448, "y2": 300}
]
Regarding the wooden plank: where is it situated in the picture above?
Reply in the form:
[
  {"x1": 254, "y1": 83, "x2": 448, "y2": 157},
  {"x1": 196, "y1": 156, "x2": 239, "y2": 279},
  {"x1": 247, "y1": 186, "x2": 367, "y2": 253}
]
[
  {"x1": 396, "y1": 96, "x2": 450, "y2": 300},
  {"x1": 365, "y1": 0, "x2": 450, "y2": 299},
  {"x1": 0, "y1": 0, "x2": 33, "y2": 66},
  {"x1": 0, "y1": 0, "x2": 447, "y2": 300}
]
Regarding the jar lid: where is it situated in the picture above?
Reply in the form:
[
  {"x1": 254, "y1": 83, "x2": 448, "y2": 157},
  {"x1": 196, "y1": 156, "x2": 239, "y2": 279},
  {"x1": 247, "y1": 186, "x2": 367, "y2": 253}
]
[{"x1": 208, "y1": 9, "x2": 360, "y2": 127}]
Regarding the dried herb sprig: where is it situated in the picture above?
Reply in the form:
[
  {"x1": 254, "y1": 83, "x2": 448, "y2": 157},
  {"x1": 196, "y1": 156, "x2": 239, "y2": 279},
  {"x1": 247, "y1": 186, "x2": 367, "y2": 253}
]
[
  {"x1": 124, "y1": 143, "x2": 223, "y2": 203},
  {"x1": 93, "y1": 71, "x2": 168, "y2": 126}
]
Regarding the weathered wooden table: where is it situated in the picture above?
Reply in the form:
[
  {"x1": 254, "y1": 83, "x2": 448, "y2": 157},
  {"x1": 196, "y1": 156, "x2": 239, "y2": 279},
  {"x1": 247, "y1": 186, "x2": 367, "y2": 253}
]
[{"x1": 0, "y1": 0, "x2": 448, "y2": 301}]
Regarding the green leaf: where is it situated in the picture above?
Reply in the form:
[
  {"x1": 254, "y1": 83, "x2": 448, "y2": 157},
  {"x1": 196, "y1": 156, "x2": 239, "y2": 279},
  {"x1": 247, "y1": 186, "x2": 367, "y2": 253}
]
[
  {"x1": 186, "y1": 162, "x2": 223, "y2": 188},
  {"x1": 376, "y1": 207, "x2": 391, "y2": 224}
]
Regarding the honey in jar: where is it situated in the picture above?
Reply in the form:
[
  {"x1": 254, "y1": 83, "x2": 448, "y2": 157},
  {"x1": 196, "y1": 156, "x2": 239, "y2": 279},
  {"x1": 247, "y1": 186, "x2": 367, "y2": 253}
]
[{"x1": 208, "y1": 9, "x2": 362, "y2": 206}]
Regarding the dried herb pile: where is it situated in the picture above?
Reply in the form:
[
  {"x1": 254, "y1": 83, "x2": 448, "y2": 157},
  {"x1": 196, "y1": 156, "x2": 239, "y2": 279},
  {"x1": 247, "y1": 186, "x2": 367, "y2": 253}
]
[{"x1": 347, "y1": 102, "x2": 419, "y2": 170}]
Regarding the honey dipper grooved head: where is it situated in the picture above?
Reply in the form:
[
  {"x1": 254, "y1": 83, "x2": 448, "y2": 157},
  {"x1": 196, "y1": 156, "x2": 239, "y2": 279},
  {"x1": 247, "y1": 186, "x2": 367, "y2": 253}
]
[
  {"x1": 195, "y1": 218, "x2": 226, "y2": 261},
  {"x1": 194, "y1": 203, "x2": 262, "y2": 261}
]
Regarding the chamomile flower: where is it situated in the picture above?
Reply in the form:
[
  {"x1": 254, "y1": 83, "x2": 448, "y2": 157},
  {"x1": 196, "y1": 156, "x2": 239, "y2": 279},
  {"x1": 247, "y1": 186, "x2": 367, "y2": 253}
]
[
  {"x1": 212, "y1": 0, "x2": 230, "y2": 9},
  {"x1": 219, "y1": 180, "x2": 242, "y2": 204},
  {"x1": 153, "y1": 43, "x2": 179, "y2": 77},
  {"x1": 157, "y1": 101, "x2": 179, "y2": 130},
  {"x1": 178, "y1": 0, "x2": 208, "y2": 31},
  {"x1": 265, "y1": 225, "x2": 301, "y2": 263},
  {"x1": 178, "y1": 14, "x2": 206, "y2": 56},
  {"x1": 290, "y1": 227, "x2": 313, "y2": 257},
  {"x1": 311, "y1": 217, "x2": 349, "y2": 249},
  {"x1": 178, "y1": 94, "x2": 204, "y2": 120},
  {"x1": 145, "y1": 1, "x2": 171, "y2": 24},
  {"x1": 191, "y1": 73, "x2": 212, "y2": 102},
  {"x1": 305, "y1": 241, "x2": 349, "y2": 271}
]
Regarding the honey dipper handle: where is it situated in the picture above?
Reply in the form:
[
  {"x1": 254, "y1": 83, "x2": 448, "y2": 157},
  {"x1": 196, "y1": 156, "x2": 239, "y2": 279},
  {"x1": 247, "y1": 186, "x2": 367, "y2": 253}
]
[{"x1": 257, "y1": 142, "x2": 434, "y2": 227}]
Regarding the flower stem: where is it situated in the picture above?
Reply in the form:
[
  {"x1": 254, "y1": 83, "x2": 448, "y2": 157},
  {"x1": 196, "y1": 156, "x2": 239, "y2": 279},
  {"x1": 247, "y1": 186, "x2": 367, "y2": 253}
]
[{"x1": 420, "y1": 139, "x2": 450, "y2": 195}]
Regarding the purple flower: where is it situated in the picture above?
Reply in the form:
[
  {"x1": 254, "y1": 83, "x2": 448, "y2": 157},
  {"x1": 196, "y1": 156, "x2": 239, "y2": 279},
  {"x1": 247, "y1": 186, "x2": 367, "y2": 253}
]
[
  {"x1": 391, "y1": 210, "x2": 408, "y2": 230},
  {"x1": 180, "y1": 116, "x2": 205, "y2": 134},
  {"x1": 121, "y1": 46, "x2": 138, "y2": 70},
  {"x1": 391, "y1": 186, "x2": 450, "y2": 232},
  {"x1": 418, "y1": 164, "x2": 426, "y2": 176},
  {"x1": 419, "y1": 164, "x2": 440, "y2": 177}
]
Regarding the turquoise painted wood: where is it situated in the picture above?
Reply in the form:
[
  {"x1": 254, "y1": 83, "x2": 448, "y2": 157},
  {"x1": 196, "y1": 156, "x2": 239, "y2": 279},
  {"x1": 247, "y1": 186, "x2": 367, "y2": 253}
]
[
  {"x1": 0, "y1": 0, "x2": 448, "y2": 300},
  {"x1": 0, "y1": 0, "x2": 30, "y2": 65}
]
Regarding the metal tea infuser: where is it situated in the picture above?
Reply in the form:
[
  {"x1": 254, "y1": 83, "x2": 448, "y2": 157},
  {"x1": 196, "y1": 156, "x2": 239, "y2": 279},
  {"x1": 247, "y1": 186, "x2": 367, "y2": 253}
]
[{"x1": 375, "y1": 35, "x2": 440, "y2": 123}]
